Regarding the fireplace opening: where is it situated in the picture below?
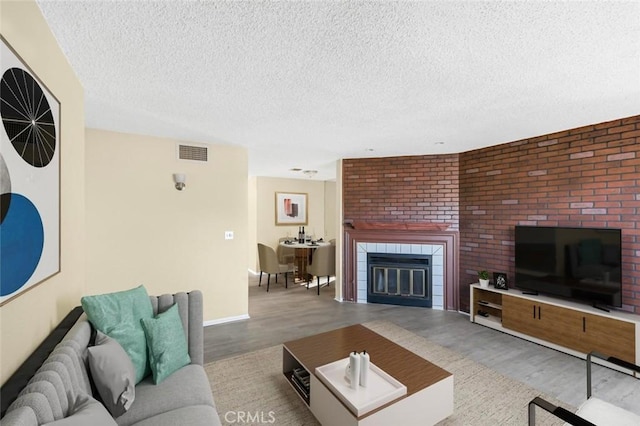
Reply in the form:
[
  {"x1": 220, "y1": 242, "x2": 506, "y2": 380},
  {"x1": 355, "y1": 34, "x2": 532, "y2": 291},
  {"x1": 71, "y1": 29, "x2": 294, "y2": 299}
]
[{"x1": 367, "y1": 253, "x2": 432, "y2": 307}]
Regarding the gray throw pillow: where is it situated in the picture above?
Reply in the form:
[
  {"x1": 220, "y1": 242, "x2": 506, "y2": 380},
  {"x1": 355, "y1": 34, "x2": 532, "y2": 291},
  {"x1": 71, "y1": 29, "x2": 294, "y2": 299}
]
[
  {"x1": 42, "y1": 393, "x2": 117, "y2": 425},
  {"x1": 87, "y1": 331, "x2": 136, "y2": 417}
]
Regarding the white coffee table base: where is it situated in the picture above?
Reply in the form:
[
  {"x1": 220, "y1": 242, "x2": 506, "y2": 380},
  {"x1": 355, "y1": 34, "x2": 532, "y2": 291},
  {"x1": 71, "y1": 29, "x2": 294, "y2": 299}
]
[{"x1": 310, "y1": 373, "x2": 453, "y2": 426}]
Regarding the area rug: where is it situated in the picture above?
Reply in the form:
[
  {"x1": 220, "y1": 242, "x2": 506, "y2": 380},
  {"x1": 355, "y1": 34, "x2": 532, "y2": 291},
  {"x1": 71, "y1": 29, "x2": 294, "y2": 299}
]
[{"x1": 205, "y1": 321, "x2": 573, "y2": 425}]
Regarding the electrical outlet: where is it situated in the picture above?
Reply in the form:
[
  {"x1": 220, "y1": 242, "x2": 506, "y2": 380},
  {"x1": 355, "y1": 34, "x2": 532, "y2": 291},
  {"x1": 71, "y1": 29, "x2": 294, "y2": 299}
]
[{"x1": 224, "y1": 231, "x2": 234, "y2": 240}]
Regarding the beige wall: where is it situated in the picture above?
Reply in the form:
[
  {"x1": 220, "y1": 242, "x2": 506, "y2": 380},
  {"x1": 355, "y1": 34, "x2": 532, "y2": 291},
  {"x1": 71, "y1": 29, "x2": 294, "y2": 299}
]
[
  {"x1": 248, "y1": 177, "x2": 258, "y2": 274},
  {"x1": 0, "y1": 0, "x2": 86, "y2": 384},
  {"x1": 253, "y1": 177, "x2": 327, "y2": 271},
  {"x1": 85, "y1": 129, "x2": 248, "y2": 322},
  {"x1": 323, "y1": 181, "x2": 337, "y2": 241},
  {"x1": 334, "y1": 161, "x2": 343, "y2": 300}
]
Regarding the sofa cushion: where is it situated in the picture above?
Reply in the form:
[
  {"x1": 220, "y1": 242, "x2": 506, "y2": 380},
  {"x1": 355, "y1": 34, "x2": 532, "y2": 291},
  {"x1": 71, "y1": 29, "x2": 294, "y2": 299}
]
[
  {"x1": 130, "y1": 405, "x2": 221, "y2": 426},
  {"x1": 42, "y1": 394, "x2": 116, "y2": 426},
  {"x1": 7, "y1": 392, "x2": 55, "y2": 424},
  {"x1": 87, "y1": 332, "x2": 136, "y2": 417},
  {"x1": 114, "y1": 364, "x2": 215, "y2": 426},
  {"x1": 81, "y1": 285, "x2": 153, "y2": 383},
  {"x1": 27, "y1": 371, "x2": 69, "y2": 418},
  {"x1": 140, "y1": 304, "x2": 191, "y2": 384},
  {"x1": 1, "y1": 406, "x2": 38, "y2": 426}
]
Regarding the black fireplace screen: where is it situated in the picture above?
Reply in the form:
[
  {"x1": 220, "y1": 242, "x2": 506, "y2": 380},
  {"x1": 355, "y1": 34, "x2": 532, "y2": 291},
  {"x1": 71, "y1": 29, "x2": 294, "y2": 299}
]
[{"x1": 367, "y1": 253, "x2": 432, "y2": 307}]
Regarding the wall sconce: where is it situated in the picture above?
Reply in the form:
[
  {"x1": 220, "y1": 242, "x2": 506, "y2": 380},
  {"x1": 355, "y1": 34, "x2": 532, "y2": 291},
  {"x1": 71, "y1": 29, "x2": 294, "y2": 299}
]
[{"x1": 173, "y1": 173, "x2": 186, "y2": 191}]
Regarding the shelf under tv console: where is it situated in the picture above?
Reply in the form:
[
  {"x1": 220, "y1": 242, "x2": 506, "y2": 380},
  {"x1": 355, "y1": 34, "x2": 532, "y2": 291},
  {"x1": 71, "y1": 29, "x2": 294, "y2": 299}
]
[{"x1": 470, "y1": 284, "x2": 640, "y2": 377}]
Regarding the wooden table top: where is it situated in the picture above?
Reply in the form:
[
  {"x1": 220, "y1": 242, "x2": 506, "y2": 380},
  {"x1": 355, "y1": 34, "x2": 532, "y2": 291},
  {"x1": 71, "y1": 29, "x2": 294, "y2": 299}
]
[{"x1": 283, "y1": 324, "x2": 451, "y2": 397}]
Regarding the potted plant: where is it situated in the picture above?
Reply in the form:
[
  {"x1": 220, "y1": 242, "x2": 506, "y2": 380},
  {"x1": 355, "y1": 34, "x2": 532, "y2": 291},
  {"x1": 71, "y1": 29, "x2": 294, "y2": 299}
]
[{"x1": 478, "y1": 270, "x2": 490, "y2": 288}]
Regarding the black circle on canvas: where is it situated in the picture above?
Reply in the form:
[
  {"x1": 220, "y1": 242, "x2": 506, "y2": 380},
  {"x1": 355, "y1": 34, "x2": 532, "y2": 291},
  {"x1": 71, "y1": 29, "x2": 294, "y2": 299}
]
[
  {"x1": 0, "y1": 154, "x2": 10, "y2": 223},
  {"x1": 1, "y1": 67, "x2": 56, "y2": 168}
]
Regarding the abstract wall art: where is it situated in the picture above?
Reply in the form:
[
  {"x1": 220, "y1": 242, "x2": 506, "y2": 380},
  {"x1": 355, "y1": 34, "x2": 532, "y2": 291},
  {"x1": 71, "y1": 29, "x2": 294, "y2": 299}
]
[
  {"x1": 275, "y1": 192, "x2": 307, "y2": 225},
  {"x1": 1, "y1": 37, "x2": 60, "y2": 305}
]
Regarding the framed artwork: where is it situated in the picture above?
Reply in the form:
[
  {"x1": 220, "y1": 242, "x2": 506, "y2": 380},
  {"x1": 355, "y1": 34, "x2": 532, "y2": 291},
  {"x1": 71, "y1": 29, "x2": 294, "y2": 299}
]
[
  {"x1": 0, "y1": 37, "x2": 60, "y2": 305},
  {"x1": 494, "y1": 272, "x2": 508, "y2": 290},
  {"x1": 275, "y1": 192, "x2": 308, "y2": 225}
]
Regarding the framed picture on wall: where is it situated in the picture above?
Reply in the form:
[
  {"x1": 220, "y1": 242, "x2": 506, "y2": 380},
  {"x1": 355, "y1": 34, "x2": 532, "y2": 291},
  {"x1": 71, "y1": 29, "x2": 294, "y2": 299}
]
[
  {"x1": 275, "y1": 192, "x2": 308, "y2": 225},
  {"x1": 0, "y1": 36, "x2": 61, "y2": 306},
  {"x1": 494, "y1": 272, "x2": 508, "y2": 290}
]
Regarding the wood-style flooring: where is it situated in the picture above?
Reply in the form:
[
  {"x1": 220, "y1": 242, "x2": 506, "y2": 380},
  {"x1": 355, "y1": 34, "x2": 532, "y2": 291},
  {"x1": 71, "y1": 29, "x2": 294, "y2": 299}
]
[{"x1": 204, "y1": 274, "x2": 640, "y2": 414}]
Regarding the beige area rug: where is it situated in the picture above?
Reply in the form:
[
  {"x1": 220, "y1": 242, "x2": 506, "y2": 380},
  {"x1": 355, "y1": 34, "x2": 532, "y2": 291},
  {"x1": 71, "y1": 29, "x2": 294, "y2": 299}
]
[{"x1": 205, "y1": 321, "x2": 574, "y2": 425}]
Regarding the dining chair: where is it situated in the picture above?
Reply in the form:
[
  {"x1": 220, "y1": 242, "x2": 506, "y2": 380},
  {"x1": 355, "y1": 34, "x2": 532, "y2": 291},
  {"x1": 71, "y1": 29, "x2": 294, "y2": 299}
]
[
  {"x1": 277, "y1": 237, "x2": 296, "y2": 265},
  {"x1": 257, "y1": 243, "x2": 296, "y2": 292},
  {"x1": 306, "y1": 244, "x2": 336, "y2": 295}
]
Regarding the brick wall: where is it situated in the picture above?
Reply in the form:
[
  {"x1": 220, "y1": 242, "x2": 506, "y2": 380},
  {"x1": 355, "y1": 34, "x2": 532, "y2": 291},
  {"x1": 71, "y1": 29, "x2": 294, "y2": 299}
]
[
  {"x1": 343, "y1": 154, "x2": 459, "y2": 228},
  {"x1": 459, "y1": 115, "x2": 640, "y2": 313},
  {"x1": 342, "y1": 115, "x2": 640, "y2": 314}
]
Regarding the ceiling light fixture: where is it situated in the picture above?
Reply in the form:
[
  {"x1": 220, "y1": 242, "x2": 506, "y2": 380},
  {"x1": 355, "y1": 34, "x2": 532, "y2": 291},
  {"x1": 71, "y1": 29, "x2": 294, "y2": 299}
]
[{"x1": 302, "y1": 170, "x2": 317, "y2": 178}]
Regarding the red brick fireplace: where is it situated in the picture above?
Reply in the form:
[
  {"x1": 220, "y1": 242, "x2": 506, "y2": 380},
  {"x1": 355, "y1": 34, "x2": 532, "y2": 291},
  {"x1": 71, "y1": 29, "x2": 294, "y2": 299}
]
[{"x1": 343, "y1": 222, "x2": 459, "y2": 310}]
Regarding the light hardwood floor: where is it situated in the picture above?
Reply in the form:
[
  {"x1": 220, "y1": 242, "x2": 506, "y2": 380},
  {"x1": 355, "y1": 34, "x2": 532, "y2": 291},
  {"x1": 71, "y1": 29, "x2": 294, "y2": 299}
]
[{"x1": 204, "y1": 273, "x2": 640, "y2": 414}]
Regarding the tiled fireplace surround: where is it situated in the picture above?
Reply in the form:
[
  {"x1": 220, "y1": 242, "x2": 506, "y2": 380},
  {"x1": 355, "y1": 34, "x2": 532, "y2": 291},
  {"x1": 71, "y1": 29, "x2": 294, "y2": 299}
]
[
  {"x1": 343, "y1": 227, "x2": 459, "y2": 311},
  {"x1": 357, "y1": 242, "x2": 443, "y2": 307}
]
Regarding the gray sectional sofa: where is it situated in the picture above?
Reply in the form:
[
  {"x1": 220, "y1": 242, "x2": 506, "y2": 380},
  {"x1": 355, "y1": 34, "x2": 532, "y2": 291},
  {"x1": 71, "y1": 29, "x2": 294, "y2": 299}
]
[{"x1": 0, "y1": 291, "x2": 221, "y2": 426}]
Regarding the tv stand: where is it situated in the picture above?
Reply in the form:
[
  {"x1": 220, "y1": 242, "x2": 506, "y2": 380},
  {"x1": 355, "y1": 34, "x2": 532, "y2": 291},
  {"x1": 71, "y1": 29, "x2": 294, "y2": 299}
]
[
  {"x1": 470, "y1": 285, "x2": 640, "y2": 374},
  {"x1": 592, "y1": 303, "x2": 610, "y2": 313}
]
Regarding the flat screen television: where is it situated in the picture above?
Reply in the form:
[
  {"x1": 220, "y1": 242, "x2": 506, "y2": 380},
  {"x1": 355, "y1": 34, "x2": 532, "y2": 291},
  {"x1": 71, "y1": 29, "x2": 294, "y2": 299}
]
[{"x1": 514, "y1": 226, "x2": 622, "y2": 308}]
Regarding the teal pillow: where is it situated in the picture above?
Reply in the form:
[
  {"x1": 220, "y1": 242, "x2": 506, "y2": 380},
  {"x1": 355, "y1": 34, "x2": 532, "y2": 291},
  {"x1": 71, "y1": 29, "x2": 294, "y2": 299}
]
[
  {"x1": 141, "y1": 303, "x2": 191, "y2": 384},
  {"x1": 81, "y1": 285, "x2": 153, "y2": 383}
]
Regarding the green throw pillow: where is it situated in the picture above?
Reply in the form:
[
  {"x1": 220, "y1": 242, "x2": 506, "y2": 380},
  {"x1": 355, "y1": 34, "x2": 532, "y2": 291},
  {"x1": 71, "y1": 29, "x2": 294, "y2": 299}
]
[
  {"x1": 81, "y1": 285, "x2": 153, "y2": 383},
  {"x1": 141, "y1": 303, "x2": 191, "y2": 384}
]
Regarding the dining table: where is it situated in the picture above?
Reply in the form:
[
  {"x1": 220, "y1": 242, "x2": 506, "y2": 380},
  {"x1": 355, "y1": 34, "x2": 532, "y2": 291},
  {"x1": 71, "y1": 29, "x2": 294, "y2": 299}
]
[{"x1": 279, "y1": 240, "x2": 331, "y2": 282}]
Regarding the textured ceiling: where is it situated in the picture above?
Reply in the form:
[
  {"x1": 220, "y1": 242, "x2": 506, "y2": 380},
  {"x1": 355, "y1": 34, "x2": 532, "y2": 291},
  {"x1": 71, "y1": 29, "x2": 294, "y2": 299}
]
[{"x1": 36, "y1": 1, "x2": 640, "y2": 180}]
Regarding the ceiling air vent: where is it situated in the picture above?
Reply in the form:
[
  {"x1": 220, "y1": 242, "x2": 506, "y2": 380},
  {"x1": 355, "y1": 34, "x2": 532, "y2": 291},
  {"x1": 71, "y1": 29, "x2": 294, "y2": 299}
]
[{"x1": 177, "y1": 143, "x2": 208, "y2": 162}]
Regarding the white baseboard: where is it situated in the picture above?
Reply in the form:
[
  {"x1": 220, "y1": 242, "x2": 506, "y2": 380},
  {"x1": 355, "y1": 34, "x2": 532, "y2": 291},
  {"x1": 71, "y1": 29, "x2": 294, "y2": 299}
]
[
  {"x1": 203, "y1": 314, "x2": 250, "y2": 327},
  {"x1": 248, "y1": 268, "x2": 259, "y2": 276}
]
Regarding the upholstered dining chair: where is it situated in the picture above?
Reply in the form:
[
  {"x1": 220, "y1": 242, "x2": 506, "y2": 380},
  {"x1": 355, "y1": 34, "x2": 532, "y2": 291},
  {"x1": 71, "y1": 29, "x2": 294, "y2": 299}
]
[
  {"x1": 307, "y1": 244, "x2": 336, "y2": 295},
  {"x1": 277, "y1": 237, "x2": 296, "y2": 265},
  {"x1": 257, "y1": 243, "x2": 295, "y2": 292}
]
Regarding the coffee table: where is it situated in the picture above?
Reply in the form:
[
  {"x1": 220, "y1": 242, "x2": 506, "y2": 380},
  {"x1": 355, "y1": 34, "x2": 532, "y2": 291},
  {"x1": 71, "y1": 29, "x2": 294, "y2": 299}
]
[{"x1": 282, "y1": 324, "x2": 453, "y2": 425}]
